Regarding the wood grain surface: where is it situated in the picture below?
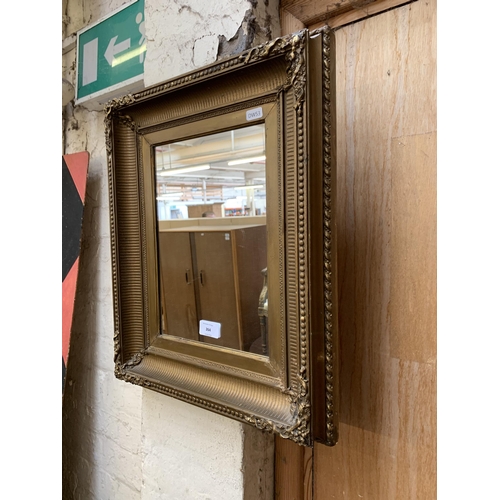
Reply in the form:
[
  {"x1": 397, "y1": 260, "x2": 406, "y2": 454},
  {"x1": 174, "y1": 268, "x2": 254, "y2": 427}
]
[
  {"x1": 281, "y1": 0, "x2": 377, "y2": 26},
  {"x1": 280, "y1": 8, "x2": 305, "y2": 36},
  {"x1": 275, "y1": 437, "x2": 313, "y2": 500},
  {"x1": 282, "y1": 0, "x2": 413, "y2": 28},
  {"x1": 276, "y1": 0, "x2": 436, "y2": 498}
]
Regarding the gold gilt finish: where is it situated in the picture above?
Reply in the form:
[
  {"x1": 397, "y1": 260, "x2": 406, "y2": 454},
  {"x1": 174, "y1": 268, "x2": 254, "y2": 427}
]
[{"x1": 104, "y1": 27, "x2": 338, "y2": 446}]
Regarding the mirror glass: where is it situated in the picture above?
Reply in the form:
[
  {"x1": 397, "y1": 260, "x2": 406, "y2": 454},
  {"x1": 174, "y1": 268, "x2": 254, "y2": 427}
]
[{"x1": 155, "y1": 124, "x2": 269, "y2": 356}]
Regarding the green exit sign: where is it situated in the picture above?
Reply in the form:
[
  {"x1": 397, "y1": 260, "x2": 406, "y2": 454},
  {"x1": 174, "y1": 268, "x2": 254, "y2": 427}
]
[{"x1": 76, "y1": 0, "x2": 146, "y2": 107}]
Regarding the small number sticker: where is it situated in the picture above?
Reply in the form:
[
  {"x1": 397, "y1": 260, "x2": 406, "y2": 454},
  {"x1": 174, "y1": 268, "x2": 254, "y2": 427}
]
[
  {"x1": 246, "y1": 107, "x2": 263, "y2": 121},
  {"x1": 199, "y1": 320, "x2": 221, "y2": 339}
]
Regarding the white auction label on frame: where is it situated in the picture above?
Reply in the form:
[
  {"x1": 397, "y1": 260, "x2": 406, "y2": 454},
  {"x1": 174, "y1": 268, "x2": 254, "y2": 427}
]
[
  {"x1": 246, "y1": 107, "x2": 263, "y2": 121},
  {"x1": 199, "y1": 320, "x2": 221, "y2": 339}
]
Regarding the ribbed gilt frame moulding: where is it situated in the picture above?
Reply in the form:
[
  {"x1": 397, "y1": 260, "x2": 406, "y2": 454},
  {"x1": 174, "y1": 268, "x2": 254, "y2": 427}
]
[{"x1": 104, "y1": 27, "x2": 339, "y2": 447}]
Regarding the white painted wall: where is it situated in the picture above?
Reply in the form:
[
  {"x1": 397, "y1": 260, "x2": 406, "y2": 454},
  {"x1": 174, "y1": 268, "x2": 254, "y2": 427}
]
[{"x1": 62, "y1": 1, "x2": 278, "y2": 498}]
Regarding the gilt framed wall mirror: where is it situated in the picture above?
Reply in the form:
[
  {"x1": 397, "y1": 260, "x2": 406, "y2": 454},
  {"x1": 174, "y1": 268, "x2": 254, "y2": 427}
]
[{"x1": 105, "y1": 27, "x2": 338, "y2": 446}]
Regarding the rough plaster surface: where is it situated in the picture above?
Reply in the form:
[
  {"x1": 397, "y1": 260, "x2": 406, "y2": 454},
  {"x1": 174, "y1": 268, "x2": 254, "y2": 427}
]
[
  {"x1": 62, "y1": 1, "x2": 279, "y2": 499},
  {"x1": 61, "y1": 104, "x2": 144, "y2": 500},
  {"x1": 144, "y1": 0, "x2": 280, "y2": 86},
  {"x1": 141, "y1": 390, "x2": 244, "y2": 499},
  {"x1": 144, "y1": 1, "x2": 246, "y2": 86}
]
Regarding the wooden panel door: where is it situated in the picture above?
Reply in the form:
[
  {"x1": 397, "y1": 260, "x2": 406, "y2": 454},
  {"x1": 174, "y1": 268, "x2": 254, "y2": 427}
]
[
  {"x1": 275, "y1": 1, "x2": 437, "y2": 498},
  {"x1": 158, "y1": 232, "x2": 198, "y2": 340},
  {"x1": 194, "y1": 230, "x2": 242, "y2": 350}
]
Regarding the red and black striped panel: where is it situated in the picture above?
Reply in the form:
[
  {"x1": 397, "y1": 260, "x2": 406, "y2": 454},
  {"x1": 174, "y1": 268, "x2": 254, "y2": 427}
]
[{"x1": 62, "y1": 151, "x2": 89, "y2": 395}]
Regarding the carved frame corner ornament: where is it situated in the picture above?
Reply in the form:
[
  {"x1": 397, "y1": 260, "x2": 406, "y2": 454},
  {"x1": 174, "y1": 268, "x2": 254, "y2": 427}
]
[{"x1": 105, "y1": 28, "x2": 339, "y2": 447}]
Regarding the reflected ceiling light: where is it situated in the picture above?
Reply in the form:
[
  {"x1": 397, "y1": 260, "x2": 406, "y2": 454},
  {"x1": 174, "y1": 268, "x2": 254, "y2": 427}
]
[
  {"x1": 233, "y1": 184, "x2": 265, "y2": 190},
  {"x1": 227, "y1": 155, "x2": 266, "y2": 166},
  {"x1": 156, "y1": 192, "x2": 183, "y2": 199},
  {"x1": 158, "y1": 165, "x2": 210, "y2": 176},
  {"x1": 112, "y1": 44, "x2": 147, "y2": 67}
]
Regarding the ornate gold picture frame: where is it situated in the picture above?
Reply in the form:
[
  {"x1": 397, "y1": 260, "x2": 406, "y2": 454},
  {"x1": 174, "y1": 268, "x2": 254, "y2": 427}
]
[{"x1": 104, "y1": 27, "x2": 338, "y2": 447}]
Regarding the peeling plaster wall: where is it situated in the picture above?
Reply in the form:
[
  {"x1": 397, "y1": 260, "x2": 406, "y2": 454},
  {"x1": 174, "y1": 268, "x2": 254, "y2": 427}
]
[
  {"x1": 62, "y1": 1, "x2": 278, "y2": 499},
  {"x1": 143, "y1": 0, "x2": 280, "y2": 86}
]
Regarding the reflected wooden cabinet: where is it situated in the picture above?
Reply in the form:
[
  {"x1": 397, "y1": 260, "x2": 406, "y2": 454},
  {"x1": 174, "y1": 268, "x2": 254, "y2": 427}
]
[{"x1": 158, "y1": 224, "x2": 267, "y2": 352}]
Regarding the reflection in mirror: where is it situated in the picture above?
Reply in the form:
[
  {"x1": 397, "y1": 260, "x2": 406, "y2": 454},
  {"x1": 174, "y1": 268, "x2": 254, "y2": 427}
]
[{"x1": 155, "y1": 123, "x2": 269, "y2": 357}]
